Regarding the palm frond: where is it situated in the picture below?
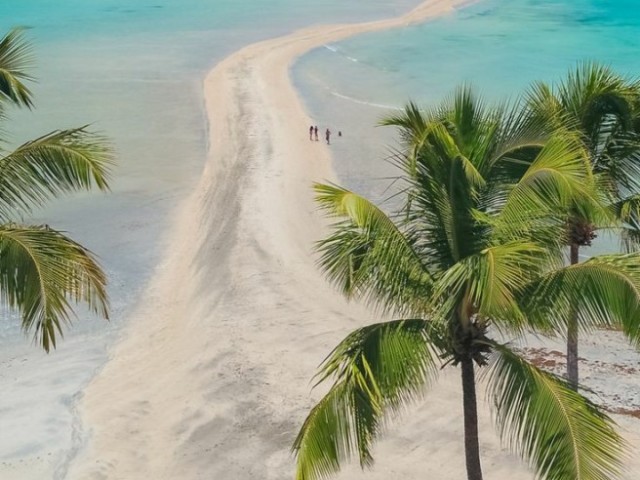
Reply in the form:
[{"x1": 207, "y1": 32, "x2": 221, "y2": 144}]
[
  {"x1": 428, "y1": 120, "x2": 487, "y2": 189},
  {"x1": 0, "y1": 224, "x2": 109, "y2": 351},
  {"x1": 379, "y1": 101, "x2": 429, "y2": 151},
  {"x1": 486, "y1": 103, "x2": 548, "y2": 170},
  {"x1": 445, "y1": 84, "x2": 503, "y2": 168},
  {"x1": 526, "y1": 62, "x2": 640, "y2": 197},
  {"x1": 293, "y1": 381, "x2": 355, "y2": 480},
  {"x1": 0, "y1": 28, "x2": 34, "y2": 108},
  {"x1": 496, "y1": 132, "x2": 597, "y2": 234},
  {"x1": 315, "y1": 183, "x2": 433, "y2": 316},
  {"x1": 613, "y1": 194, "x2": 640, "y2": 252},
  {"x1": 524, "y1": 80, "x2": 565, "y2": 133},
  {"x1": 0, "y1": 127, "x2": 113, "y2": 219},
  {"x1": 380, "y1": 103, "x2": 441, "y2": 184},
  {"x1": 293, "y1": 319, "x2": 440, "y2": 480},
  {"x1": 598, "y1": 131, "x2": 640, "y2": 194},
  {"x1": 450, "y1": 84, "x2": 486, "y2": 143},
  {"x1": 487, "y1": 344, "x2": 624, "y2": 480},
  {"x1": 522, "y1": 253, "x2": 640, "y2": 342},
  {"x1": 433, "y1": 241, "x2": 547, "y2": 333},
  {"x1": 405, "y1": 127, "x2": 485, "y2": 264},
  {"x1": 560, "y1": 62, "x2": 637, "y2": 136}
]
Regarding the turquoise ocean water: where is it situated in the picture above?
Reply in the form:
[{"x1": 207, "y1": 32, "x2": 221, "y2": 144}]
[
  {"x1": 1, "y1": 0, "x2": 639, "y2": 477},
  {"x1": 295, "y1": 0, "x2": 640, "y2": 206}
]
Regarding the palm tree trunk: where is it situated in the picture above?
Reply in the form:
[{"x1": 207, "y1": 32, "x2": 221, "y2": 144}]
[
  {"x1": 461, "y1": 357, "x2": 483, "y2": 480},
  {"x1": 567, "y1": 243, "x2": 580, "y2": 390}
]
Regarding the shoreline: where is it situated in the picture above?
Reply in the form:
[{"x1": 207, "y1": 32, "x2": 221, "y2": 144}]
[{"x1": 62, "y1": 1, "x2": 640, "y2": 479}]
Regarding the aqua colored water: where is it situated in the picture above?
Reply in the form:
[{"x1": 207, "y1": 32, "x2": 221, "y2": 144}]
[
  {"x1": 294, "y1": 0, "x2": 640, "y2": 206},
  {"x1": 1, "y1": 0, "x2": 640, "y2": 477},
  {"x1": 298, "y1": 0, "x2": 640, "y2": 106}
]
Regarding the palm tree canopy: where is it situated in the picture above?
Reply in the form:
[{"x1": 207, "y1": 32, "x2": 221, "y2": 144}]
[
  {"x1": 0, "y1": 127, "x2": 113, "y2": 220},
  {"x1": 526, "y1": 63, "x2": 640, "y2": 155},
  {"x1": 526, "y1": 63, "x2": 640, "y2": 393},
  {"x1": 294, "y1": 87, "x2": 628, "y2": 480},
  {"x1": 324, "y1": 88, "x2": 596, "y2": 321},
  {"x1": 526, "y1": 63, "x2": 640, "y2": 232}
]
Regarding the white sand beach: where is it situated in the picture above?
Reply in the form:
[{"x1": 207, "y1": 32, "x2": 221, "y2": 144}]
[{"x1": 58, "y1": 0, "x2": 640, "y2": 479}]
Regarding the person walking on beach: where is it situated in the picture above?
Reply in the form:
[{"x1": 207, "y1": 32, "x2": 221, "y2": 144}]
[
  {"x1": 309, "y1": 125, "x2": 313, "y2": 141},
  {"x1": 325, "y1": 128, "x2": 331, "y2": 145},
  {"x1": 314, "y1": 125, "x2": 319, "y2": 141}
]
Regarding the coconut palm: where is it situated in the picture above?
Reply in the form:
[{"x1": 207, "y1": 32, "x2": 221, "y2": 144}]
[
  {"x1": 0, "y1": 28, "x2": 112, "y2": 351},
  {"x1": 526, "y1": 62, "x2": 640, "y2": 387},
  {"x1": 292, "y1": 89, "x2": 638, "y2": 480}
]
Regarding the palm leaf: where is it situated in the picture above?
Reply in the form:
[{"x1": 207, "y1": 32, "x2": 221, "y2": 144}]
[
  {"x1": 428, "y1": 120, "x2": 487, "y2": 189},
  {"x1": 528, "y1": 62, "x2": 640, "y2": 194},
  {"x1": 433, "y1": 241, "x2": 549, "y2": 334},
  {"x1": 522, "y1": 253, "x2": 640, "y2": 343},
  {"x1": 379, "y1": 101, "x2": 430, "y2": 161},
  {"x1": 0, "y1": 127, "x2": 113, "y2": 219},
  {"x1": 0, "y1": 224, "x2": 109, "y2": 351},
  {"x1": 293, "y1": 381, "x2": 355, "y2": 480},
  {"x1": 524, "y1": 80, "x2": 565, "y2": 133},
  {"x1": 315, "y1": 183, "x2": 433, "y2": 316},
  {"x1": 559, "y1": 62, "x2": 636, "y2": 136},
  {"x1": 445, "y1": 85, "x2": 508, "y2": 175},
  {"x1": 293, "y1": 319, "x2": 440, "y2": 480},
  {"x1": 486, "y1": 103, "x2": 548, "y2": 170},
  {"x1": 405, "y1": 127, "x2": 483, "y2": 264},
  {"x1": 487, "y1": 344, "x2": 624, "y2": 480},
  {"x1": 0, "y1": 28, "x2": 34, "y2": 108},
  {"x1": 496, "y1": 132, "x2": 597, "y2": 234},
  {"x1": 613, "y1": 194, "x2": 640, "y2": 252}
]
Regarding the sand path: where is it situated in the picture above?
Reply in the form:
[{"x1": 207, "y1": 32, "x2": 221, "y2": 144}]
[{"x1": 65, "y1": 1, "x2": 640, "y2": 479}]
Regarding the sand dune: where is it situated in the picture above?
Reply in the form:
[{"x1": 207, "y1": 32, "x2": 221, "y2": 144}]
[{"x1": 66, "y1": 0, "x2": 640, "y2": 479}]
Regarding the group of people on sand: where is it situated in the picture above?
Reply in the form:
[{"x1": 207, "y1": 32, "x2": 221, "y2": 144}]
[{"x1": 309, "y1": 125, "x2": 341, "y2": 145}]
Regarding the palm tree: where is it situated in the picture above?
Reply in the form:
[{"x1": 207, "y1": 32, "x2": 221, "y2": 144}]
[
  {"x1": 292, "y1": 89, "x2": 638, "y2": 480},
  {"x1": 0, "y1": 28, "x2": 113, "y2": 351},
  {"x1": 526, "y1": 62, "x2": 640, "y2": 388}
]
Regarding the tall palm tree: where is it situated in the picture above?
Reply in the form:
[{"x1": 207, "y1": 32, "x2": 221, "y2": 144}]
[
  {"x1": 0, "y1": 28, "x2": 113, "y2": 352},
  {"x1": 526, "y1": 62, "x2": 640, "y2": 388},
  {"x1": 293, "y1": 89, "x2": 639, "y2": 480}
]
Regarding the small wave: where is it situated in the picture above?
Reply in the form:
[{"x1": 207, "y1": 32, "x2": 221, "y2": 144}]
[
  {"x1": 329, "y1": 90, "x2": 401, "y2": 111},
  {"x1": 306, "y1": 72, "x2": 401, "y2": 110},
  {"x1": 323, "y1": 44, "x2": 359, "y2": 63}
]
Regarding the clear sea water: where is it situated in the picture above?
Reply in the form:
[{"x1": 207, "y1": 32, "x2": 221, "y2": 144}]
[
  {"x1": 294, "y1": 0, "x2": 640, "y2": 206},
  {"x1": 0, "y1": 0, "x2": 639, "y2": 477}
]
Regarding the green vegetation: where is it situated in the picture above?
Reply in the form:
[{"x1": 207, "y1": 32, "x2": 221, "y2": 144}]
[
  {"x1": 0, "y1": 29, "x2": 113, "y2": 351},
  {"x1": 527, "y1": 63, "x2": 640, "y2": 388},
  {"x1": 293, "y1": 83, "x2": 640, "y2": 480}
]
